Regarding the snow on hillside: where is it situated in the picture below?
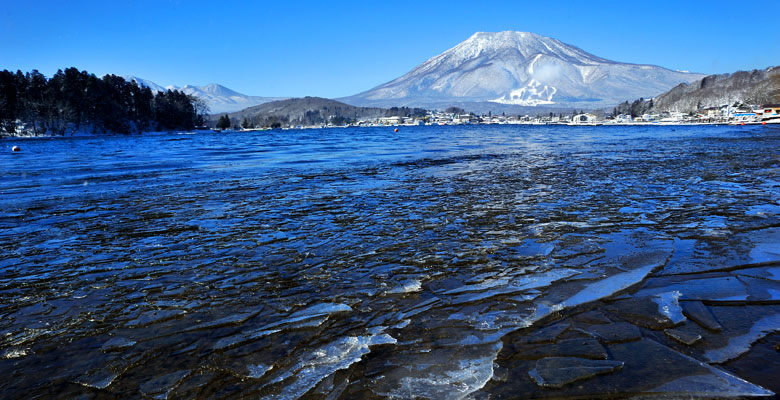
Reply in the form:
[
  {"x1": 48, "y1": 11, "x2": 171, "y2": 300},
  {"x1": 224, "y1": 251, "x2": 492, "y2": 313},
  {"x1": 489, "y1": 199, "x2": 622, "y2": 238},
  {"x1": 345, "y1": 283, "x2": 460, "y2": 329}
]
[
  {"x1": 341, "y1": 31, "x2": 705, "y2": 109},
  {"x1": 124, "y1": 76, "x2": 168, "y2": 93},
  {"x1": 123, "y1": 76, "x2": 286, "y2": 114}
]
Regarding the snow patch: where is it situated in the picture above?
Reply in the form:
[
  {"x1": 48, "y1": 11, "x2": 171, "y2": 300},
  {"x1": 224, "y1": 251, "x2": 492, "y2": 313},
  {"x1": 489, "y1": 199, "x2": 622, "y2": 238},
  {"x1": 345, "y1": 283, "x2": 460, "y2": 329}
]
[{"x1": 490, "y1": 80, "x2": 557, "y2": 106}]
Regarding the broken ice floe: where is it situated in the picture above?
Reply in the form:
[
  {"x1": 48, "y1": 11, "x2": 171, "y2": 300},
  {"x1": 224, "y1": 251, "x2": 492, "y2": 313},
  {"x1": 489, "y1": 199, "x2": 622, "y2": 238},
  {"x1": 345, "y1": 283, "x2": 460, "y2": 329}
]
[
  {"x1": 246, "y1": 363, "x2": 272, "y2": 379},
  {"x1": 665, "y1": 328, "x2": 702, "y2": 345},
  {"x1": 587, "y1": 322, "x2": 641, "y2": 344},
  {"x1": 139, "y1": 369, "x2": 190, "y2": 400},
  {"x1": 652, "y1": 290, "x2": 686, "y2": 324},
  {"x1": 561, "y1": 261, "x2": 661, "y2": 308},
  {"x1": 376, "y1": 342, "x2": 501, "y2": 400},
  {"x1": 681, "y1": 301, "x2": 723, "y2": 332},
  {"x1": 101, "y1": 337, "x2": 136, "y2": 352},
  {"x1": 529, "y1": 357, "x2": 624, "y2": 388},
  {"x1": 262, "y1": 333, "x2": 396, "y2": 400},
  {"x1": 516, "y1": 337, "x2": 607, "y2": 360},
  {"x1": 704, "y1": 314, "x2": 780, "y2": 363},
  {"x1": 73, "y1": 362, "x2": 131, "y2": 390},
  {"x1": 605, "y1": 297, "x2": 675, "y2": 330},
  {"x1": 385, "y1": 279, "x2": 423, "y2": 294},
  {"x1": 605, "y1": 338, "x2": 772, "y2": 397},
  {"x1": 516, "y1": 323, "x2": 570, "y2": 344},
  {"x1": 1, "y1": 347, "x2": 29, "y2": 359},
  {"x1": 213, "y1": 328, "x2": 281, "y2": 350},
  {"x1": 126, "y1": 309, "x2": 186, "y2": 328},
  {"x1": 185, "y1": 311, "x2": 259, "y2": 331},
  {"x1": 734, "y1": 266, "x2": 780, "y2": 282},
  {"x1": 213, "y1": 303, "x2": 352, "y2": 350},
  {"x1": 443, "y1": 268, "x2": 579, "y2": 305},
  {"x1": 635, "y1": 275, "x2": 749, "y2": 302}
]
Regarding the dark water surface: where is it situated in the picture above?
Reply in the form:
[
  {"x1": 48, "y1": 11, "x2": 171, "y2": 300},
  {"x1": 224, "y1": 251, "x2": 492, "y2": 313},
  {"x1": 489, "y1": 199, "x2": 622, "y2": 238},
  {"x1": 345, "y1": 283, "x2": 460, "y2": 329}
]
[{"x1": 1, "y1": 125, "x2": 779, "y2": 399}]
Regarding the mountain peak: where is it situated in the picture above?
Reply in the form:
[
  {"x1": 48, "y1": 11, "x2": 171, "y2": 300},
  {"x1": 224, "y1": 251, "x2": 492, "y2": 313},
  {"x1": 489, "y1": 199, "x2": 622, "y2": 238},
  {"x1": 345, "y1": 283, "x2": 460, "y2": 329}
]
[
  {"x1": 341, "y1": 31, "x2": 705, "y2": 110},
  {"x1": 467, "y1": 31, "x2": 536, "y2": 41},
  {"x1": 122, "y1": 76, "x2": 288, "y2": 114},
  {"x1": 199, "y1": 83, "x2": 239, "y2": 96},
  {"x1": 443, "y1": 31, "x2": 607, "y2": 66}
]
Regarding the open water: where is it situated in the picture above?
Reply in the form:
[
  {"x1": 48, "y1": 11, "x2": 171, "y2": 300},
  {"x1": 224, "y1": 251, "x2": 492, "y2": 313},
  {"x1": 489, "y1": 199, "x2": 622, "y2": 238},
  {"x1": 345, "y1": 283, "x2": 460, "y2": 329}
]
[{"x1": 1, "y1": 125, "x2": 779, "y2": 399}]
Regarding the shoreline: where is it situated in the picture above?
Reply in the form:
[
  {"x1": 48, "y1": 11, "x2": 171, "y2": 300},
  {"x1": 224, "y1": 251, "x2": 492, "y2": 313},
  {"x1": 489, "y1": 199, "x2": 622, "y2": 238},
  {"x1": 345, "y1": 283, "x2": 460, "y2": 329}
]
[
  {"x1": 2, "y1": 120, "x2": 778, "y2": 139},
  {"x1": 0, "y1": 129, "x2": 216, "y2": 140}
]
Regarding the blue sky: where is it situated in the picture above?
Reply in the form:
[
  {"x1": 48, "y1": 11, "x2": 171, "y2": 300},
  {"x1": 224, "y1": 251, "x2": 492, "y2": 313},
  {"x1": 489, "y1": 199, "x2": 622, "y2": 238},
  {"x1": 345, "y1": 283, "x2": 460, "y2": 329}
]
[{"x1": 2, "y1": 0, "x2": 777, "y2": 98}]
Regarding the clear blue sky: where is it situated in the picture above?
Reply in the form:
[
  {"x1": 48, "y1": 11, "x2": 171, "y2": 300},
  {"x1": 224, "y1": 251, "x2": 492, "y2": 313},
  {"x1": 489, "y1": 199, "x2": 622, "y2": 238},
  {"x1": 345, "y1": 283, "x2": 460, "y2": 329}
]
[{"x1": 3, "y1": 0, "x2": 777, "y2": 98}]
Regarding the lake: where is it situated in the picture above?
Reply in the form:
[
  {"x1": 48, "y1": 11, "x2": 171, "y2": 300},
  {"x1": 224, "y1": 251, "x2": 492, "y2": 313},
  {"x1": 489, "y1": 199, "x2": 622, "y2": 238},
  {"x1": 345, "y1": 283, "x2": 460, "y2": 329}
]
[{"x1": 1, "y1": 124, "x2": 779, "y2": 399}]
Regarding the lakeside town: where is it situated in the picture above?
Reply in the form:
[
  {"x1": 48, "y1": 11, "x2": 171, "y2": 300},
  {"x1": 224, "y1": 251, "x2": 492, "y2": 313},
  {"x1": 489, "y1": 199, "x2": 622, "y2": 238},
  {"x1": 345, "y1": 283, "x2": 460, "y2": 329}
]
[
  {"x1": 6, "y1": 101, "x2": 778, "y2": 138},
  {"x1": 231, "y1": 102, "x2": 780, "y2": 131}
]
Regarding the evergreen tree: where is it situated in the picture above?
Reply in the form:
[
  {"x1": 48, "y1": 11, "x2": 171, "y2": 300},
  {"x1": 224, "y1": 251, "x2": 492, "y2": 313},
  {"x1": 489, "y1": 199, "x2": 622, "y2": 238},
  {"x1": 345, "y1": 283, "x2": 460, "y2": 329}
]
[
  {"x1": 217, "y1": 114, "x2": 231, "y2": 130},
  {"x1": 0, "y1": 68, "x2": 201, "y2": 135},
  {"x1": 0, "y1": 70, "x2": 18, "y2": 133}
]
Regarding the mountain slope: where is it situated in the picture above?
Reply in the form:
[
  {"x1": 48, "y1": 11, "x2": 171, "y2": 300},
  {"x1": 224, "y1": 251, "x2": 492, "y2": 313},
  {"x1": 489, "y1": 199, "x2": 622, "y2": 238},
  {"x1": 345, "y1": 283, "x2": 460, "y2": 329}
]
[
  {"x1": 124, "y1": 76, "x2": 286, "y2": 114},
  {"x1": 648, "y1": 66, "x2": 780, "y2": 112},
  {"x1": 124, "y1": 76, "x2": 168, "y2": 93},
  {"x1": 340, "y1": 31, "x2": 705, "y2": 110}
]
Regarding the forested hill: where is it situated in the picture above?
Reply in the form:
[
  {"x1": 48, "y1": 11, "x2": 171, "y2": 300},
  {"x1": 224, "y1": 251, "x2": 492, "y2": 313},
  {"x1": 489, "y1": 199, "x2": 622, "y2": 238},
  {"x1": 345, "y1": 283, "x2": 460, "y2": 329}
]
[
  {"x1": 211, "y1": 97, "x2": 427, "y2": 129},
  {"x1": 0, "y1": 68, "x2": 207, "y2": 136},
  {"x1": 611, "y1": 66, "x2": 780, "y2": 116},
  {"x1": 650, "y1": 66, "x2": 780, "y2": 112}
]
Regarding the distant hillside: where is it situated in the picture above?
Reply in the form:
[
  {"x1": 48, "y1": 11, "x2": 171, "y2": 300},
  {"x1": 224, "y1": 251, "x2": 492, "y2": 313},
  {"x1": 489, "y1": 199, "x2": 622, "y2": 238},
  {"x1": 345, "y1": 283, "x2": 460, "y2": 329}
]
[
  {"x1": 210, "y1": 97, "x2": 426, "y2": 128},
  {"x1": 125, "y1": 76, "x2": 286, "y2": 114},
  {"x1": 614, "y1": 66, "x2": 780, "y2": 115}
]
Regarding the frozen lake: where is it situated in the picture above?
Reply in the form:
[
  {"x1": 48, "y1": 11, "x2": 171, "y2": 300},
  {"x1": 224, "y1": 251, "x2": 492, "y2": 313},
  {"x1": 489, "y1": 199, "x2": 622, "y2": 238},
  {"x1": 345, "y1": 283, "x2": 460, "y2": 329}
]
[{"x1": 1, "y1": 124, "x2": 779, "y2": 399}]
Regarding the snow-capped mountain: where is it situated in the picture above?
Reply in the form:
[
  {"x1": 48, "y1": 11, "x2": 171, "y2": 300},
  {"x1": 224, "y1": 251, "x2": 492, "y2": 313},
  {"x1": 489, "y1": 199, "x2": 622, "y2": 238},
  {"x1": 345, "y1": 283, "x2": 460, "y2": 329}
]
[
  {"x1": 124, "y1": 76, "x2": 286, "y2": 114},
  {"x1": 124, "y1": 76, "x2": 169, "y2": 93},
  {"x1": 341, "y1": 31, "x2": 706, "y2": 110}
]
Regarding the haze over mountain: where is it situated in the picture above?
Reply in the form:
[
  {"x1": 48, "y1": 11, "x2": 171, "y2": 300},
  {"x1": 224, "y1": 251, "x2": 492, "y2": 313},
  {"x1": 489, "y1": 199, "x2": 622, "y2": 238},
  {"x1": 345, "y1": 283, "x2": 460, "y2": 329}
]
[
  {"x1": 124, "y1": 76, "x2": 286, "y2": 114},
  {"x1": 341, "y1": 31, "x2": 706, "y2": 111}
]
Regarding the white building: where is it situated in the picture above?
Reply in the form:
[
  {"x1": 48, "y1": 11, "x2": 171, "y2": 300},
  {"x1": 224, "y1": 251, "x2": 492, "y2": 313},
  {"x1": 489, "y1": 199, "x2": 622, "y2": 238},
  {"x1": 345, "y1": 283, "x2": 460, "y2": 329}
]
[{"x1": 570, "y1": 113, "x2": 598, "y2": 124}]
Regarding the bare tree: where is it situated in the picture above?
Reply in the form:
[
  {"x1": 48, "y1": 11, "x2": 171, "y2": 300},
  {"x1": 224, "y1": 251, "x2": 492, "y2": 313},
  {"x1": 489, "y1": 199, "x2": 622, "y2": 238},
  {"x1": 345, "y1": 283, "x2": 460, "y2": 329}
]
[{"x1": 191, "y1": 96, "x2": 210, "y2": 125}]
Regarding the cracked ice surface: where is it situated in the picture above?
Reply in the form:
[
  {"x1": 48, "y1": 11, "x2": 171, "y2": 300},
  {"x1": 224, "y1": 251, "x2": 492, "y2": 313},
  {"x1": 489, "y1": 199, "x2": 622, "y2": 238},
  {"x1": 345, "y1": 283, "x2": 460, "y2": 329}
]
[{"x1": 1, "y1": 125, "x2": 779, "y2": 398}]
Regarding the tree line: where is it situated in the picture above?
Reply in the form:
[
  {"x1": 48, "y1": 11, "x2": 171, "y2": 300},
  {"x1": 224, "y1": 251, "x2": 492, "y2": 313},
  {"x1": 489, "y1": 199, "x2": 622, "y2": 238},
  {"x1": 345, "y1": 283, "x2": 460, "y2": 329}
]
[
  {"x1": 611, "y1": 98, "x2": 654, "y2": 118},
  {"x1": 0, "y1": 67, "x2": 208, "y2": 135},
  {"x1": 215, "y1": 101, "x2": 430, "y2": 130}
]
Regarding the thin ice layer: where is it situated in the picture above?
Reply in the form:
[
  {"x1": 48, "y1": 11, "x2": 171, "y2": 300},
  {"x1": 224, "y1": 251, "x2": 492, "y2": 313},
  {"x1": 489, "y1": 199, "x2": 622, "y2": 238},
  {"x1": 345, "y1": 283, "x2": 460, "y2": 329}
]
[
  {"x1": 634, "y1": 276, "x2": 749, "y2": 302},
  {"x1": 561, "y1": 261, "x2": 661, "y2": 308},
  {"x1": 448, "y1": 269, "x2": 579, "y2": 305},
  {"x1": 378, "y1": 342, "x2": 501, "y2": 400},
  {"x1": 529, "y1": 357, "x2": 624, "y2": 388},
  {"x1": 213, "y1": 303, "x2": 352, "y2": 350},
  {"x1": 652, "y1": 291, "x2": 686, "y2": 324},
  {"x1": 139, "y1": 369, "x2": 191, "y2": 400},
  {"x1": 611, "y1": 338, "x2": 774, "y2": 397},
  {"x1": 264, "y1": 333, "x2": 396, "y2": 400},
  {"x1": 704, "y1": 314, "x2": 780, "y2": 364}
]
